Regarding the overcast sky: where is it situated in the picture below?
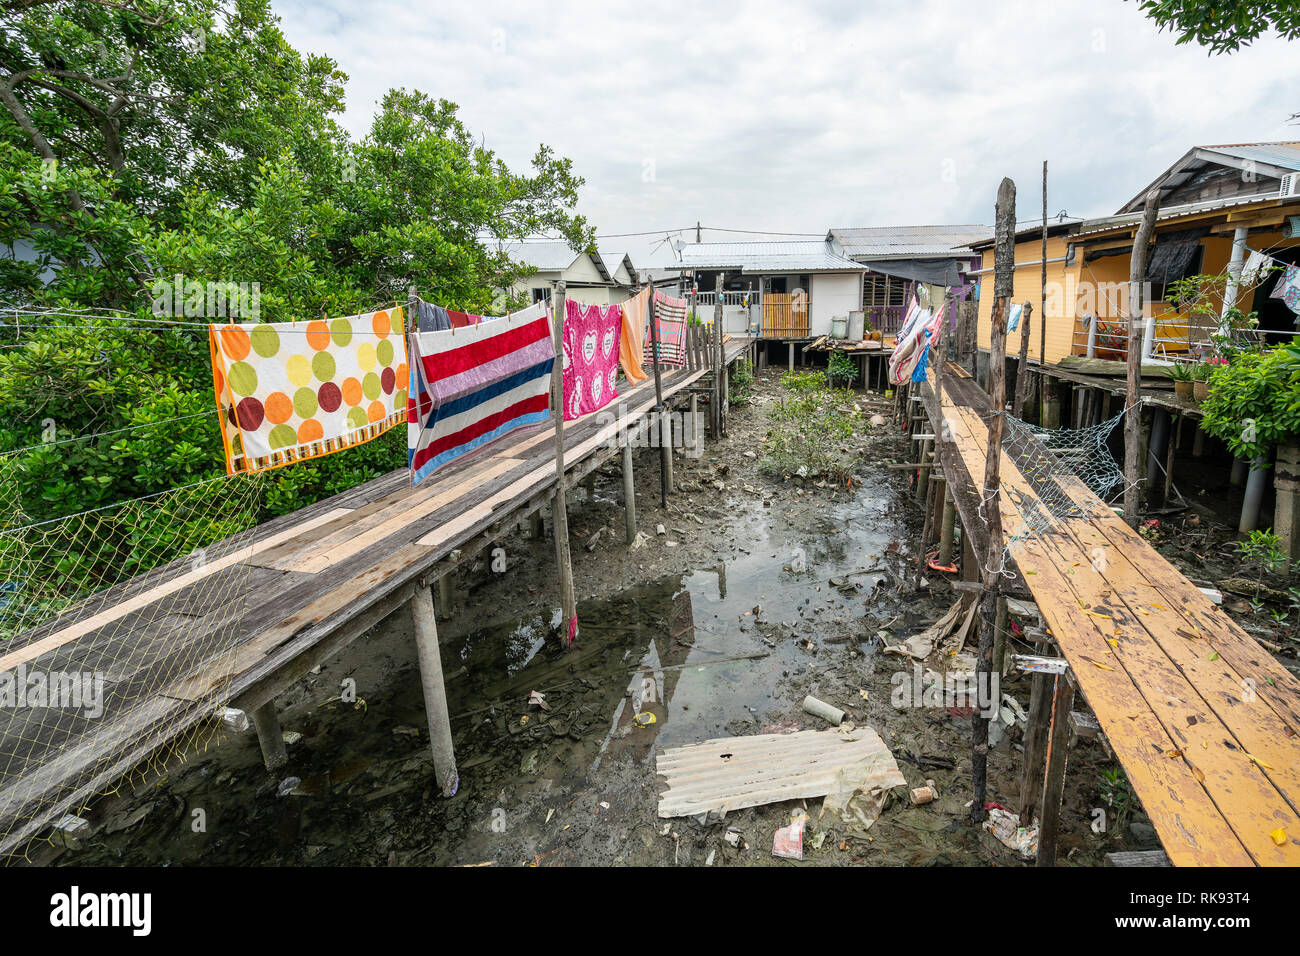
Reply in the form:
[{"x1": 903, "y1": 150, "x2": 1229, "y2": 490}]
[{"x1": 275, "y1": 0, "x2": 1299, "y2": 265}]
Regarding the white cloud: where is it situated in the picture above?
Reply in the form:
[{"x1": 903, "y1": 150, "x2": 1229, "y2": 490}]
[{"x1": 274, "y1": 0, "x2": 1300, "y2": 264}]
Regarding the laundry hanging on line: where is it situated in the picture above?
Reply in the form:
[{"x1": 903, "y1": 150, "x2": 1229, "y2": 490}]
[
  {"x1": 888, "y1": 297, "x2": 947, "y2": 386},
  {"x1": 648, "y1": 290, "x2": 688, "y2": 368},
  {"x1": 407, "y1": 300, "x2": 553, "y2": 487},
  {"x1": 1271, "y1": 263, "x2": 1300, "y2": 316},
  {"x1": 562, "y1": 298, "x2": 622, "y2": 420},
  {"x1": 209, "y1": 307, "x2": 408, "y2": 475},
  {"x1": 618, "y1": 285, "x2": 651, "y2": 384}
]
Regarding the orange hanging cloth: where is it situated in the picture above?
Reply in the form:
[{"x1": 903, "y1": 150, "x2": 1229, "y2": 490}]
[{"x1": 619, "y1": 286, "x2": 650, "y2": 383}]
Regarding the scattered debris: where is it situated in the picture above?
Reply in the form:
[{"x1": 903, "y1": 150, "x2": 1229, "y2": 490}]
[
  {"x1": 984, "y1": 807, "x2": 1038, "y2": 859},
  {"x1": 772, "y1": 809, "x2": 809, "y2": 860},
  {"x1": 802, "y1": 694, "x2": 845, "y2": 726}
]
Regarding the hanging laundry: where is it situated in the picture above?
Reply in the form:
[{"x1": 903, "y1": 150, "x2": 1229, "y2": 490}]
[
  {"x1": 619, "y1": 286, "x2": 651, "y2": 383},
  {"x1": 888, "y1": 298, "x2": 946, "y2": 386},
  {"x1": 210, "y1": 307, "x2": 408, "y2": 475},
  {"x1": 1271, "y1": 263, "x2": 1300, "y2": 316},
  {"x1": 1238, "y1": 249, "x2": 1270, "y2": 287},
  {"x1": 563, "y1": 298, "x2": 622, "y2": 420},
  {"x1": 1006, "y1": 303, "x2": 1023, "y2": 333},
  {"x1": 416, "y1": 299, "x2": 451, "y2": 333},
  {"x1": 649, "y1": 290, "x2": 688, "y2": 367},
  {"x1": 407, "y1": 301, "x2": 552, "y2": 487}
]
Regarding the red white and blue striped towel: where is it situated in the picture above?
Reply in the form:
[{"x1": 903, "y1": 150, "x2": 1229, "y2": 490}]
[{"x1": 407, "y1": 301, "x2": 553, "y2": 487}]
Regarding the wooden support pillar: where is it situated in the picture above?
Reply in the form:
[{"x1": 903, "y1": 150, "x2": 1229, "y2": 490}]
[
  {"x1": 1276, "y1": 442, "x2": 1300, "y2": 561},
  {"x1": 1146, "y1": 408, "x2": 1169, "y2": 509},
  {"x1": 622, "y1": 438, "x2": 637, "y2": 544},
  {"x1": 973, "y1": 177, "x2": 1017, "y2": 825},
  {"x1": 660, "y1": 407, "x2": 674, "y2": 493},
  {"x1": 551, "y1": 281, "x2": 578, "y2": 645},
  {"x1": 1019, "y1": 670, "x2": 1053, "y2": 826},
  {"x1": 1036, "y1": 674, "x2": 1076, "y2": 867},
  {"x1": 1137, "y1": 408, "x2": 1153, "y2": 509},
  {"x1": 529, "y1": 511, "x2": 544, "y2": 541},
  {"x1": 1192, "y1": 423, "x2": 1205, "y2": 457},
  {"x1": 583, "y1": 473, "x2": 597, "y2": 502},
  {"x1": 1123, "y1": 190, "x2": 1161, "y2": 528},
  {"x1": 410, "y1": 583, "x2": 458, "y2": 797},
  {"x1": 916, "y1": 437, "x2": 933, "y2": 504},
  {"x1": 1041, "y1": 376, "x2": 1061, "y2": 429},
  {"x1": 437, "y1": 575, "x2": 452, "y2": 619},
  {"x1": 993, "y1": 595, "x2": 1009, "y2": 677},
  {"x1": 1163, "y1": 414, "x2": 1179, "y2": 506},
  {"x1": 689, "y1": 393, "x2": 699, "y2": 456},
  {"x1": 251, "y1": 702, "x2": 287, "y2": 772},
  {"x1": 938, "y1": 486, "x2": 957, "y2": 566}
]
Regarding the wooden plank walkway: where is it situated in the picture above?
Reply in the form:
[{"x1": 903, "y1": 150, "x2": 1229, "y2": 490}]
[
  {"x1": 0, "y1": 339, "x2": 753, "y2": 856},
  {"x1": 928, "y1": 362, "x2": 1300, "y2": 866}
]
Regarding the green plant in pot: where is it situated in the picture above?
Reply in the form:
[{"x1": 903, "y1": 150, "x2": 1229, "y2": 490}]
[
  {"x1": 1166, "y1": 362, "x2": 1195, "y2": 401},
  {"x1": 1192, "y1": 361, "x2": 1215, "y2": 403}
]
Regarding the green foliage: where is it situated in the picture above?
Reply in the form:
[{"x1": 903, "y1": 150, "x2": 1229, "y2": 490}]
[
  {"x1": 779, "y1": 369, "x2": 829, "y2": 393},
  {"x1": 1164, "y1": 362, "x2": 1194, "y2": 382},
  {"x1": 1164, "y1": 272, "x2": 1265, "y2": 360},
  {"x1": 762, "y1": 376, "x2": 861, "y2": 481},
  {"x1": 1133, "y1": 0, "x2": 1300, "y2": 53},
  {"x1": 1236, "y1": 529, "x2": 1288, "y2": 595},
  {"x1": 1200, "y1": 347, "x2": 1300, "y2": 459},
  {"x1": 729, "y1": 359, "x2": 754, "y2": 407},
  {"x1": 0, "y1": 0, "x2": 595, "y2": 600},
  {"x1": 827, "y1": 352, "x2": 858, "y2": 388},
  {"x1": 1097, "y1": 766, "x2": 1137, "y2": 836}
]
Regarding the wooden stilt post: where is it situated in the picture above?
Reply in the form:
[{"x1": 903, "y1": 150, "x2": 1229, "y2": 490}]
[
  {"x1": 410, "y1": 582, "x2": 458, "y2": 797},
  {"x1": 1123, "y1": 190, "x2": 1161, "y2": 528},
  {"x1": 437, "y1": 575, "x2": 452, "y2": 619},
  {"x1": 649, "y1": 276, "x2": 669, "y2": 509},
  {"x1": 690, "y1": 393, "x2": 699, "y2": 457},
  {"x1": 661, "y1": 403, "x2": 674, "y2": 493},
  {"x1": 1036, "y1": 673, "x2": 1076, "y2": 866},
  {"x1": 973, "y1": 177, "x2": 1017, "y2": 826},
  {"x1": 1013, "y1": 302, "x2": 1033, "y2": 419},
  {"x1": 938, "y1": 486, "x2": 957, "y2": 566},
  {"x1": 550, "y1": 281, "x2": 578, "y2": 646},
  {"x1": 1041, "y1": 375, "x2": 1061, "y2": 429},
  {"x1": 1276, "y1": 442, "x2": 1300, "y2": 561},
  {"x1": 714, "y1": 283, "x2": 725, "y2": 439},
  {"x1": 688, "y1": 275, "x2": 698, "y2": 373},
  {"x1": 251, "y1": 702, "x2": 287, "y2": 771},
  {"x1": 1163, "y1": 413, "x2": 1179, "y2": 505},
  {"x1": 1019, "y1": 668, "x2": 1053, "y2": 826},
  {"x1": 622, "y1": 437, "x2": 637, "y2": 544}
]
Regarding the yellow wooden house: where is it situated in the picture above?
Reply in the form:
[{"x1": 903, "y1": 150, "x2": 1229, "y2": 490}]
[{"x1": 972, "y1": 143, "x2": 1300, "y2": 366}]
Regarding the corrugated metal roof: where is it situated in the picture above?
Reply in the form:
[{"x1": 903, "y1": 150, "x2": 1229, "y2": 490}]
[
  {"x1": 500, "y1": 241, "x2": 584, "y2": 272},
  {"x1": 1075, "y1": 192, "x2": 1300, "y2": 239},
  {"x1": 599, "y1": 250, "x2": 634, "y2": 282},
  {"x1": 1201, "y1": 142, "x2": 1300, "y2": 172},
  {"x1": 830, "y1": 224, "x2": 992, "y2": 259},
  {"x1": 676, "y1": 240, "x2": 865, "y2": 273}
]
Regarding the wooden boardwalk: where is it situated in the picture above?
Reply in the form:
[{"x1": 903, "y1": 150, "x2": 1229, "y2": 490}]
[
  {"x1": 928, "y1": 362, "x2": 1300, "y2": 866},
  {"x1": 0, "y1": 338, "x2": 754, "y2": 857}
]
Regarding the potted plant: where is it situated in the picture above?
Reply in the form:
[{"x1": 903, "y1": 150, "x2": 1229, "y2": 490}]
[
  {"x1": 1166, "y1": 362, "x2": 1195, "y2": 401},
  {"x1": 1192, "y1": 361, "x2": 1213, "y2": 403}
]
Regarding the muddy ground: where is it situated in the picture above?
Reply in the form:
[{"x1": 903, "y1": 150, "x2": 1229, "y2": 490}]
[{"x1": 55, "y1": 367, "x2": 1258, "y2": 868}]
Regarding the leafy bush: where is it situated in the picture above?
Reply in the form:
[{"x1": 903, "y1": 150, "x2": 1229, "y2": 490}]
[
  {"x1": 729, "y1": 360, "x2": 754, "y2": 407},
  {"x1": 761, "y1": 378, "x2": 861, "y2": 481},
  {"x1": 1199, "y1": 346, "x2": 1300, "y2": 460},
  {"x1": 827, "y1": 352, "x2": 858, "y2": 388},
  {"x1": 779, "y1": 369, "x2": 828, "y2": 393}
]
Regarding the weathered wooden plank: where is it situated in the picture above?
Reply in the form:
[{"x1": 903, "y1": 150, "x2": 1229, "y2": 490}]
[
  {"x1": 940, "y1": 388, "x2": 1292, "y2": 865},
  {"x1": 656, "y1": 728, "x2": 904, "y2": 819}
]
